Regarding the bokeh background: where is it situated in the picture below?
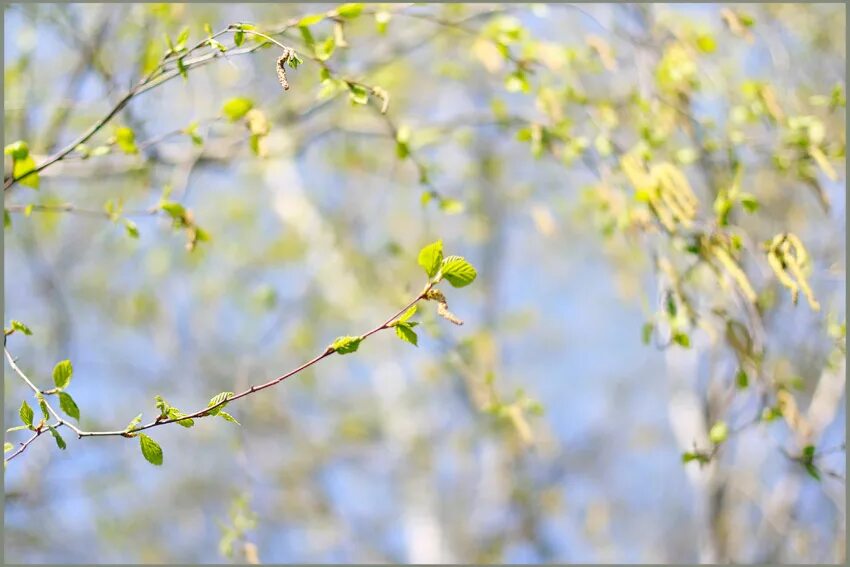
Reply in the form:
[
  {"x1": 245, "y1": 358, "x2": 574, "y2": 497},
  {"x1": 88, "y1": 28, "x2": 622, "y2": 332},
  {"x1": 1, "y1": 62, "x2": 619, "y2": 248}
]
[{"x1": 4, "y1": 3, "x2": 846, "y2": 563}]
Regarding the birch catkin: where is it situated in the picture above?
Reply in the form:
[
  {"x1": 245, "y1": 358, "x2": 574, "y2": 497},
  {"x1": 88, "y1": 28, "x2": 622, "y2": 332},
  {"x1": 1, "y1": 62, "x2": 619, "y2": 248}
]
[{"x1": 276, "y1": 54, "x2": 290, "y2": 91}]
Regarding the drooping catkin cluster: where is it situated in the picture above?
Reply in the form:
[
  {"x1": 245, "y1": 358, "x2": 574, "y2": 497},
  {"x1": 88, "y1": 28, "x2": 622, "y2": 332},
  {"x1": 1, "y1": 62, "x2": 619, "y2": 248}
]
[
  {"x1": 766, "y1": 232, "x2": 820, "y2": 311},
  {"x1": 621, "y1": 150, "x2": 698, "y2": 232},
  {"x1": 276, "y1": 53, "x2": 290, "y2": 91}
]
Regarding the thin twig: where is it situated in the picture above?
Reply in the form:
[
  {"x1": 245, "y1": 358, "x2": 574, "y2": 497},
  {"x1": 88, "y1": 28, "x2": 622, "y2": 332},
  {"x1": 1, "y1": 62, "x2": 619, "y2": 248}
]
[{"x1": 4, "y1": 282, "x2": 435, "y2": 461}]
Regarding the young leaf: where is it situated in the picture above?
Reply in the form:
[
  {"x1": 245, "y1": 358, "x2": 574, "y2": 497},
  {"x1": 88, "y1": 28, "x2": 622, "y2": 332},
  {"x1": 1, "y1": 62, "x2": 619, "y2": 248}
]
[
  {"x1": 4, "y1": 442, "x2": 12, "y2": 453},
  {"x1": 58, "y1": 392, "x2": 80, "y2": 421},
  {"x1": 222, "y1": 97, "x2": 254, "y2": 121},
  {"x1": 125, "y1": 413, "x2": 143, "y2": 435},
  {"x1": 167, "y1": 408, "x2": 194, "y2": 428},
  {"x1": 331, "y1": 335, "x2": 362, "y2": 354},
  {"x1": 19, "y1": 401, "x2": 34, "y2": 428},
  {"x1": 418, "y1": 240, "x2": 443, "y2": 278},
  {"x1": 709, "y1": 421, "x2": 728, "y2": 444},
  {"x1": 673, "y1": 331, "x2": 691, "y2": 348},
  {"x1": 174, "y1": 26, "x2": 190, "y2": 51},
  {"x1": 348, "y1": 83, "x2": 369, "y2": 105},
  {"x1": 336, "y1": 3, "x2": 364, "y2": 18},
  {"x1": 48, "y1": 426, "x2": 66, "y2": 450},
  {"x1": 395, "y1": 323, "x2": 418, "y2": 346},
  {"x1": 298, "y1": 13, "x2": 326, "y2": 27},
  {"x1": 124, "y1": 219, "x2": 140, "y2": 239},
  {"x1": 4, "y1": 140, "x2": 29, "y2": 160},
  {"x1": 12, "y1": 155, "x2": 39, "y2": 188},
  {"x1": 207, "y1": 392, "x2": 234, "y2": 416},
  {"x1": 52, "y1": 359, "x2": 73, "y2": 389},
  {"x1": 218, "y1": 411, "x2": 240, "y2": 425},
  {"x1": 439, "y1": 256, "x2": 477, "y2": 287},
  {"x1": 139, "y1": 434, "x2": 163, "y2": 465},
  {"x1": 115, "y1": 127, "x2": 138, "y2": 154},
  {"x1": 397, "y1": 305, "x2": 417, "y2": 324},
  {"x1": 736, "y1": 369, "x2": 749, "y2": 389},
  {"x1": 36, "y1": 393, "x2": 50, "y2": 421},
  {"x1": 10, "y1": 320, "x2": 32, "y2": 335},
  {"x1": 805, "y1": 462, "x2": 822, "y2": 481}
]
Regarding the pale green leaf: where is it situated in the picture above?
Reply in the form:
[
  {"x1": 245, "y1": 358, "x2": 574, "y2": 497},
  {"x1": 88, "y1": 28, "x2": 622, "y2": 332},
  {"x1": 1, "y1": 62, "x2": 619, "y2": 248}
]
[
  {"x1": 139, "y1": 434, "x2": 163, "y2": 465},
  {"x1": 58, "y1": 392, "x2": 80, "y2": 421},
  {"x1": 418, "y1": 240, "x2": 443, "y2": 278},
  {"x1": 19, "y1": 401, "x2": 33, "y2": 428},
  {"x1": 331, "y1": 335, "x2": 362, "y2": 354},
  {"x1": 52, "y1": 359, "x2": 73, "y2": 389},
  {"x1": 439, "y1": 255, "x2": 477, "y2": 287},
  {"x1": 222, "y1": 97, "x2": 254, "y2": 121}
]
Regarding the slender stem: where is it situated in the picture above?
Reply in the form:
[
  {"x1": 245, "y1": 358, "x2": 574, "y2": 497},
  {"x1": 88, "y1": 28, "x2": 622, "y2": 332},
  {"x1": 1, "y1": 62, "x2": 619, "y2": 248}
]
[
  {"x1": 4, "y1": 282, "x2": 436, "y2": 457},
  {"x1": 4, "y1": 423, "x2": 61, "y2": 464}
]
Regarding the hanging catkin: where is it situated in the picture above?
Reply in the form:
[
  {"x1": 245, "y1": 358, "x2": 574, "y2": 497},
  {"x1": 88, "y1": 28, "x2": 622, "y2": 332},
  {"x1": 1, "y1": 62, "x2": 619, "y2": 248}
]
[{"x1": 276, "y1": 54, "x2": 290, "y2": 91}]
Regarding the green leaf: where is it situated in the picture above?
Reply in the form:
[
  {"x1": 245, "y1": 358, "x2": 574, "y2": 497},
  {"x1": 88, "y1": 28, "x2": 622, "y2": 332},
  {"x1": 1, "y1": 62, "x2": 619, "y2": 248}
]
[
  {"x1": 36, "y1": 393, "x2": 50, "y2": 421},
  {"x1": 6, "y1": 425, "x2": 28, "y2": 433},
  {"x1": 139, "y1": 434, "x2": 163, "y2": 465},
  {"x1": 10, "y1": 320, "x2": 32, "y2": 335},
  {"x1": 336, "y1": 3, "x2": 363, "y2": 18},
  {"x1": 315, "y1": 36, "x2": 336, "y2": 61},
  {"x1": 52, "y1": 359, "x2": 73, "y2": 389},
  {"x1": 175, "y1": 26, "x2": 190, "y2": 51},
  {"x1": 805, "y1": 462, "x2": 821, "y2": 481},
  {"x1": 207, "y1": 391, "x2": 234, "y2": 416},
  {"x1": 115, "y1": 127, "x2": 138, "y2": 154},
  {"x1": 159, "y1": 200, "x2": 186, "y2": 219},
  {"x1": 672, "y1": 331, "x2": 691, "y2": 348},
  {"x1": 5, "y1": 140, "x2": 29, "y2": 160},
  {"x1": 58, "y1": 392, "x2": 80, "y2": 421},
  {"x1": 696, "y1": 33, "x2": 717, "y2": 53},
  {"x1": 48, "y1": 426, "x2": 66, "y2": 450},
  {"x1": 233, "y1": 28, "x2": 244, "y2": 46},
  {"x1": 348, "y1": 83, "x2": 369, "y2": 105},
  {"x1": 439, "y1": 198, "x2": 465, "y2": 215},
  {"x1": 167, "y1": 408, "x2": 194, "y2": 428},
  {"x1": 125, "y1": 413, "x2": 143, "y2": 435},
  {"x1": 739, "y1": 193, "x2": 759, "y2": 213},
  {"x1": 395, "y1": 323, "x2": 418, "y2": 346},
  {"x1": 736, "y1": 368, "x2": 749, "y2": 389},
  {"x1": 681, "y1": 451, "x2": 709, "y2": 464},
  {"x1": 331, "y1": 335, "x2": 362, "y2": 355},
  {"x1": 439, "y1": 256, "x2": 477, "y2": 288},
  {"x1": 123, "y1": 219, "x2": 140, "y2": 239},
  {"x1": 177, "y1": 56, "x2": 188, "y2": 80},
  {"x1": 504, "y1": 71, "x2": 530, "y2": 93},
  {"x1": 287, "y1": 51, "x2": 303, "y2": 69},
  {"x1": 19, "y1": 401, "x2": 33, "y2": 428},
  {"x1": 4, "y1": 442, "x2": 13, "y2": 453},
  {"x1": 298, "y1": 13, "x2": 326, "y2": 27},
  {"x1": 218, "y1": 411, "x2": 240, "y2": 425},
  {"x1": 13, "y1": 155, "x2": 39, "y2": 188},
  {"x1": 398, "y1": 305, "x2": 417, "y2": 324},
  {"x1": 709, "y1": 421, "x2": 728, "y2": 444},
  {"x1": 208, "y1": 38, "x2": 227, "y2": 52},
  {"x1": 802, "y1": 444, "x2": 816, "y2": 459},
  {"x1": 641, "y1": 322, "x2": 654, "y2": 345},
  {"x1": 5, "y1": 209, "x2": 11, "y2": 229},
  {"x1": 222, "y1": 97, "x2": 254, "y2": 121},
  {"x1": 375, "y1": 10, "x2": 391, "y2": 34},
  {"x1": 418, "y1": 240, "x2": 443, "y2": 278}
]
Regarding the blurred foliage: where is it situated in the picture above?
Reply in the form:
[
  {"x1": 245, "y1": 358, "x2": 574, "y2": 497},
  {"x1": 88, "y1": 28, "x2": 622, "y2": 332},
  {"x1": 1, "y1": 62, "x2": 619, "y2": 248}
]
[{"x1": 3, "y1": 3, "x2": 846, "y2": 564}]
